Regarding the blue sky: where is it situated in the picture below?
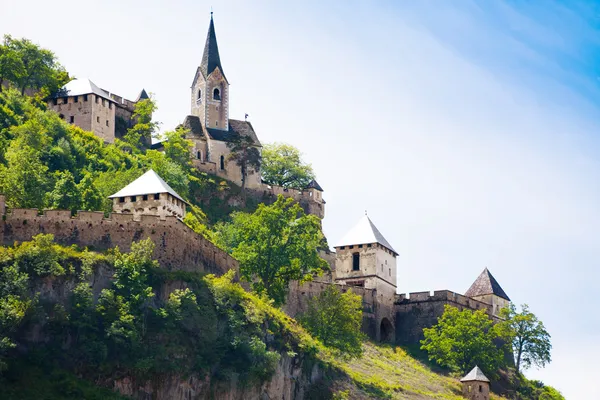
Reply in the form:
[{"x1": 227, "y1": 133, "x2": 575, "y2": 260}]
[{"x1": 1, "y1": 0, "x2": 598, "y2": 397}]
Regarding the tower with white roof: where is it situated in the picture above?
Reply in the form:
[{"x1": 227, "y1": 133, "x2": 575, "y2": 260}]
[{"x1": 333, "y1": 214, "x2": 398, "y2": 303}]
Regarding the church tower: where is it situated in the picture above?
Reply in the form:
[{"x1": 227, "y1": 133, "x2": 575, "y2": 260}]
[
  {"x1": 191, "y1": 13, "x2": 229, "y2": 131},
  {"x1": 334, "y1": 215, "x2": 398, "y2": 304}
]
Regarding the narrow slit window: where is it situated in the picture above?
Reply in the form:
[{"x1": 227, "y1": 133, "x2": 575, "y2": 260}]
[{"x1": 352, "y1": 253, "x2": 360, "y2": 271}]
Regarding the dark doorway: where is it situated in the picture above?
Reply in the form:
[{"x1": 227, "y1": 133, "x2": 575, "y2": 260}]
[{"x1": 380, "y1": 318, "x2": 394, "y2": 342}]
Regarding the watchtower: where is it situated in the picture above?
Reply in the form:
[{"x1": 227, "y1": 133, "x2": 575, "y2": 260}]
[
  {"x1": 465, "y1": 268, "x2": 511, "y2": 317},
  {"x1": 333, "y1": 215, "x2": 398, "y2": 304},
  {"x1": 460, "y1": 366, "x2": 490, "y2": 400},
  {"x1": 109, "y1": 169, "x2": 188, "y2": 221}
]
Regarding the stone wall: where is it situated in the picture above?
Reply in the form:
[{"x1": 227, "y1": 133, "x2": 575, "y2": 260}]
[
  {"x1": 0, "y1": 196, "x2": 237, "y2": 276},
  {"x1": 285, "y1": 280, "x2": 391, "y2": 341},
  {"x1": 246, "y1": 185, "x2": 325, "y2": 219},
  {"x1": 49, "y1": 95, "x2": 93, "y2": 132},
  {"x1": 395, "y1": 290, "x2": 498, "y2": 345}
]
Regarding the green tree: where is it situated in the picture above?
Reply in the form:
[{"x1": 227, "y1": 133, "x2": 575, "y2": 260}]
[
  {"x1": 421, "y1": 305, "x2": 504, "y2": 375},
  {"x1": 0, "y1": 35, "x2": 69, "y2": 97},
  {"x1": 123, "y1": 97, "x2": 157, "y2": 150},
  {"x1": 46, "y1": 171, "x2": 81, "y2": 213},
  {"x1": 299, "y1": 285, "x2": 364, "y2": 358},
  {"x1": 77, "y1": 173, "x2": 104, "y2": 212},
  {"x1": 500, "y1": 303, "x2": 552, "y2": 374},
  {"x1": 0, "y1": 36, "x2": 25, "y2": 92},
  {"x1": 216, "y1": 195, "x2": 328, "y2": 305},
  {"x1": 227, "y1": 134, "x2": 261, "y2": 189},
  {"x1": 0, "y1": 142, "x2": 48, "y2": 208},
  {"x1": 261, "y1": 142, "x2": 315, "y2": 188},
  {"x1": 162, "y1": 126, "x2": 192, "y2": 169}
]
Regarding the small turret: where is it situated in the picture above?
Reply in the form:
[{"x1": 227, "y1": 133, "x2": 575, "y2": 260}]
[
  {"x1": 465, "y1": 268, "x2": 510, "y2": 318},
  {"x1": 460, "y1": 366, "x2": 490, "y2": 400}
]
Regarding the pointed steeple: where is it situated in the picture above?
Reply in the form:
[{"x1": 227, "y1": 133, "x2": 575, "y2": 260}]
[
  {"x1": 200, "y1": 13, "x2": 226, "y2": 81},
  {"x1": 335, "y1": 215, "x2": 398, "y2": 255},
  {"x1": 465, "y1": 268, "x2": 510, "y2": 301}
]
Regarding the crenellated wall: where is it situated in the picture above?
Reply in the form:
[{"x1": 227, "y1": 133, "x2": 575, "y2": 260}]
[
  {"x1": 394, "y1": 290, "x2": 500, "y2": 345},
  {"x1": 0, "y1": 196, "x2": 237, "y2": 276},
  {"x1": 284, "y1": 280, "x2": 385, "y2": 340}
]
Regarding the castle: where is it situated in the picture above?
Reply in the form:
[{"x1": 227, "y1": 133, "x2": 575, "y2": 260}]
[
  {"x1": 47, "y1": 14, "x2": 325, "y2": 219},
  {"x1": 48, "y1": 78, "x2": 149, "y2": 144},
  {"x1": 31, "y1": 15, "x2": 513, "y2": 345}
]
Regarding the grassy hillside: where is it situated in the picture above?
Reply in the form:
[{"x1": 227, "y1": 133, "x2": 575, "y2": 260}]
[{"x1": 327, "y1": 343, "x2": 505, "y2": 400}]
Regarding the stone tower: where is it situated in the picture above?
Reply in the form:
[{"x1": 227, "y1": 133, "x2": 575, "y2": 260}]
[
  {"x1": 109, "y1": 169, "x2": 188, "y2": 221},
  {"x1": 191, "y1": 13, "x2": 229, "y2": 131},
  {"x1": 465, "y1": 268, "x2": 511, "y2": 318},
  {"x1": 460, "y1": 366, "x2": 490, "y2": 400},
  {"x1": 333, "y1": 215, "x2": 398, "y2": 304}
]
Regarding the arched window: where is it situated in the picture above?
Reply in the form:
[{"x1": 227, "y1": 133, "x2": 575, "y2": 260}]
[
  {"x1": 352, "y1": 253, "x2": 360, "y2": 271},
  {"x1": 213, "y1": 88, "x2": 221, "y2": 100},
  {"x1": 197, "y1": 89, "x2": 202, "y2": 102},
  {"x1": 197, "y1": 151, "x2": 202, "y2": 160},
  {"x1": 220, "y1": 155, "x2": 225, "y2": 170}
]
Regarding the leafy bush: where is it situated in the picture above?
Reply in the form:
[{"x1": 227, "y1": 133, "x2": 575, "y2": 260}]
[{"x1": 299, "y1": 285, "x2": 365, "y2": 358}]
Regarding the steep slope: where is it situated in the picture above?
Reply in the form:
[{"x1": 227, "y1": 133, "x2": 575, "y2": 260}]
[{"x1": 329, "y1": 343, "x2": 506, "y2": 400}]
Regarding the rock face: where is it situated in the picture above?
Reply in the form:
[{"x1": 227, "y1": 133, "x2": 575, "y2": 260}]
[{"x1": 112, "y1": 354, "x2": 322, "y2": 400}]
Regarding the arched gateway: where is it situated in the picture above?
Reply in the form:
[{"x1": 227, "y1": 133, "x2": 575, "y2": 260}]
[{"x1": 380, "y1": 317, "x2": 394, "y2": 342}]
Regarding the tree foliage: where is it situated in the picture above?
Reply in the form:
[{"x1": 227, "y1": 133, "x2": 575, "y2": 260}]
[
  {"x1": 299, "y1": 285, "x2": 364, "y2": 358},
  {"x1": 226, "y1": 134, "x2": 261, "y2": 189},
  {"x1": 261, "y1": 142, "x2": 315, "y2": 189},
  {"x1": 420, "y1": 305, "x2": 505, "y2": 376},
  {"x1": 499, "y1": 303, "x2": 552, "y2": 373},
  {"x1": 214, "y1": 195, "x2": 328, "y2": 305},
  {"x1": 122, "y1": 97, "x2": 157, "y2": 150},
  {"x1": 0, "y1": 35, "x2": 69, "y2": 97}
]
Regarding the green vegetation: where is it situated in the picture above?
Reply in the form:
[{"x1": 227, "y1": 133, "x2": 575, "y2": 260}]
[
  {"x1": 499, "y1": 303, "x2": 552, "y2": 373},
  {"x1": 299, "y1": 285, "x2": 365, "y2": 358},
  {"x1": 261, "y1": 142, "x2": 316, "y2": 188},
  {"x1": 213, "y1": 196, "x2": 328, "y2": 305},
  {"x1": 0, "y1": 35, "x2": 69, "y2": 97},
  {"x1": 0, "y1": 236, "x2": 324, "y2": 392},
  {"x1": 421, "y1": 305, "x2": 505, "y2": 376},
  {"x1": 226, "y1": 133, "x2": 261, "y2": 190}
]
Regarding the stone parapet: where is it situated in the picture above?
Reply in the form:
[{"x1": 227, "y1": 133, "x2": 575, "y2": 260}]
[{"x1": 0, "y1": 204, "x2": 237, "y2": 276}]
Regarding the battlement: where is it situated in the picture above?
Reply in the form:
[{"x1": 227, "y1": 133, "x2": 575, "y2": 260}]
[
  {"x1": 248, "y1": 183, "x2": 325, "y2": 219},
  {"x1": 396, "y1": 290, "x2": 493, "y2": 314},
  {"x1": 0, "y1": 196, "x2": 237, "y2": 276}
]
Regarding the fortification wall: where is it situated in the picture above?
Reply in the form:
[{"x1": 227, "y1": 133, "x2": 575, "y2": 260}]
[
  {"x1": 0, "y1": 198, "x2": 237, "y2": 276},
  {"x1": 394, "y1": 290, "x2": 497, "y2": 345},
  {"x1": 246, "y1": 185, "x2": 325, "y2": 219},
  {"x1": 285, "y1": 280, "x2": 394, "y2": 341}
]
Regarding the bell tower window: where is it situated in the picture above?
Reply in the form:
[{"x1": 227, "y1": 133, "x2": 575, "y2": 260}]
[
  {"x1": 197, "y1": 89, "x2": 202, "y2": 103},
  {"x1": 213, "y1": 88, "x2": 221, "y2": 100}
]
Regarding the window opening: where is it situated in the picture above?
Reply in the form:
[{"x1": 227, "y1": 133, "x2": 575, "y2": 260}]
[
  {"x1": 69, "y1": 116, "x2": 74, "y2": 123},
  {"x1": 131, "y1": 196, "x2": 136, "y2": 202},
  {"x1": 213, "y1": 88, "x2": 221, "y2": 100},
  {"x1": 154, "y1": 193, "x2": 160, "y2": 200},
  {"x1": 220, "y1": 155, "x2": 225, "y2": 170},
  {"x1": 352, "y1": 253, "x2": 360, "y2": 271}
]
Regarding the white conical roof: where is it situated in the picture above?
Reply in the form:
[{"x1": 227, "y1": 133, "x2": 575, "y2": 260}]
[
  {"x1": 460, "y1": 366, "x2": 490, "y2": 382},
  {"x1": 109, "y1": 169, "x2": 187, "y2": 203},
  {"x1": 335, "y1": 215, "x2": 397, "y2": 255}
]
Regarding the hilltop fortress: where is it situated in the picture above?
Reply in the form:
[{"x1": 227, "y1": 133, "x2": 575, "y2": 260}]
[{"x1": 31, "y1": 15, "x2": 513, "y2": 344}]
